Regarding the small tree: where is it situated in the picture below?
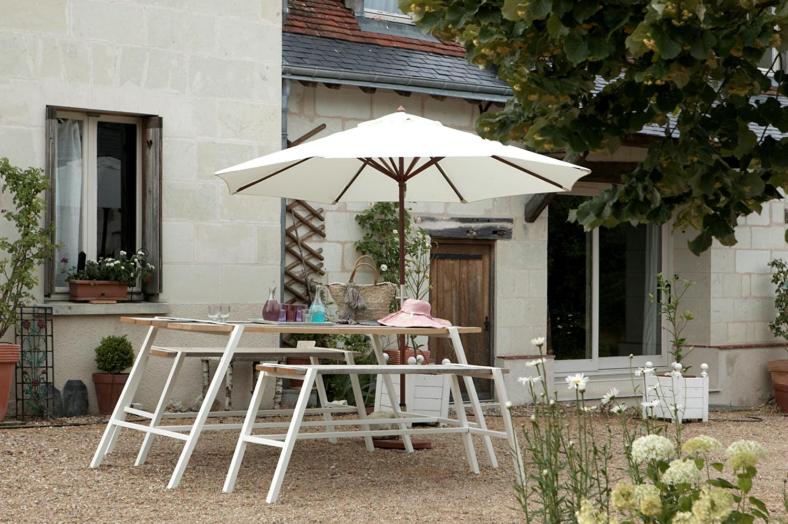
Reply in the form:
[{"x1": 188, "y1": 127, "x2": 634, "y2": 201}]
[
  {"x1": 768, "y1": 258, "x2": 788, "y2": 340},
  {"x1": 652, "y1": 273, "x2": 695, "y2": 365},
  {"x1": 0, "y1": 158, "x2": 54, "y2": 341},
  {"x1": 94, "y1": 335, "x2": 135, "y2": 374}
]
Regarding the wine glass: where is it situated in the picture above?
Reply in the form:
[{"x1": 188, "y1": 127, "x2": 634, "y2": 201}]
[
  {"x1": 218, "y1": 305, "x2": 230, "y2": 322},
  {"x1": 207, "y1": 305, "x2": 220, "y2": 322}
]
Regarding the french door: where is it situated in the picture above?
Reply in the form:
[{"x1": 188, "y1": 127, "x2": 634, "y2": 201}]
[{"x1": 547, "y1": 196, "x2": 668, "y2": 373}]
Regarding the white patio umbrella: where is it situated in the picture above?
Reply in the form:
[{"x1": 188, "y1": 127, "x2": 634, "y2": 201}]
[{"x1": 217, "y1": 109, "x2": 590, "y2": 407}]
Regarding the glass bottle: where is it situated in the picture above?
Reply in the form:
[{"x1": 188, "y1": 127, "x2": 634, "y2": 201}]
[
  {"x1": 308, "y1": 285, "x2": 326, "y2": 323},
  {"x1": 262, "y1": 286, "x2": 280, "y2": 321}
]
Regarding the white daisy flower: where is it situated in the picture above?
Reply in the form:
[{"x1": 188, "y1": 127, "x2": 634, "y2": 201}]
[
  {"x1": 600, "y1": 387, "x2": 619, "y2": 405},
  {"x1": 530, "y1": 336, "x2": 545, "y2": 347},
  {"x1": 526, "y1": 358, "x2": 545, "y2": 368},
  {"x1": 565, "y1": 373, "x2": 589, "y2": 391}
]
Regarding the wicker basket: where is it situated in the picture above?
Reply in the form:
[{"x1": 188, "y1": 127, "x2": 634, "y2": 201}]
[{"x1": 328, "y1": 256, "x2": 396, "y2": 322}]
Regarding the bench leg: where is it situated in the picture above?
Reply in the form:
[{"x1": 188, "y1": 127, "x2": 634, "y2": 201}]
[
  {"x1": 223, "y1": 370, "x2": 270, "y2": 493},
  {"x1": 492, "y1": 368, "x2": 524, "y2": 486},
  {"x1": 447, "y1": 327, "x2": 498, "y2": 468},
  {"x1": 135, "y1": 351, "x2": 184, "y2": 466},
  {"x1": 370, "y1": 335, "x2": 414, "y2": 453},
  {"x1": 266, "y1": 368, "x2": 317, "y2": 504},
  {"x1": 449, "y1": 375, "x2": 480, "y2": 474},
  {"x1": 91, "y1": 326, "x2": 158, "y2": 468},
  {"x1": 225, "y1": 361, "x2": 233, "y2": 411},
  {"x1": 167, "y1": 324, "x2": 244, "y2": 489},
  {"x1": 310, "y1": 356, "x2": 336, "y2": 444},
  {"x1": 345, "y1": 351, "x2": 374, "y2": 452}
]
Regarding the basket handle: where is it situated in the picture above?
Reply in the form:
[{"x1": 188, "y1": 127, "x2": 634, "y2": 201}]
[{"x1": 349, "y1": 255, "x2": 381, "y2": 284}]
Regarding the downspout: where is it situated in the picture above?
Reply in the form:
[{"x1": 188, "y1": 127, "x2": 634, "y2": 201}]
[{"x1": 279, "y1": 79, "x2": 290, "y2": 304}]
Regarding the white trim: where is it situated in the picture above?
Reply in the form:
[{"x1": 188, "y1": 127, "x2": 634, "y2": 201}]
[{"x1": 362, "y1": 8, "x2": 413, "y2": 24}]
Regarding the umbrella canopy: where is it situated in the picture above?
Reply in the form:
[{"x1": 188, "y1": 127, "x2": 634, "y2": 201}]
[{"x1": 217, "y1": 110, "x2": 590, "y2": 203}]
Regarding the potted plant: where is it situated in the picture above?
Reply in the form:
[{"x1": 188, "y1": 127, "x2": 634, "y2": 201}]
[
  {"x1": 643, "y1": 273, "x2": 710, "y2": 422},
  {"x1": 93, "y1": 335, "x2": 135, "y2": 415},
  {"x1": 66, "y1": 250, "x2": 154, "y2": 302},
  {"x1": 767, "y1": 259, "x2": 788, "y2": 413},
  {"x1": 0, "y1": 158, "x2": 54, "y2": 421}
]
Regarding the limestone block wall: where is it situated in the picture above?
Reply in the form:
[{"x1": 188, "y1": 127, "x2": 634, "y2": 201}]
[
  {"x1": 0, "y1": 0, "x2": 283, "y2": 413},
  {"x1": 287, "y1": 83, "x2": 548, "y2": 360}
]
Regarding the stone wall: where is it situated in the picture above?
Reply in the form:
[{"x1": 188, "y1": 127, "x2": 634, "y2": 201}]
[{"x1": 0, "y1": 0, "x2": 282, "y2": 413}]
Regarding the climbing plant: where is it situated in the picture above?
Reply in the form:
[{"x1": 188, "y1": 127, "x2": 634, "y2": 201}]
[{"x1": 403, "y1": 0, "x2": 788, "y2": 254}]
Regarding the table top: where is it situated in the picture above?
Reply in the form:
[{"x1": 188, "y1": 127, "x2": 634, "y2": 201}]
[{"x1": 120, "y1": 317, "x2": 482, "y2": 335}]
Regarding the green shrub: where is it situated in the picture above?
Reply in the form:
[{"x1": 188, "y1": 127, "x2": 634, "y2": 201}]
[{"x1": 94, "y1": 335, "x2": 135, "y2": 373}]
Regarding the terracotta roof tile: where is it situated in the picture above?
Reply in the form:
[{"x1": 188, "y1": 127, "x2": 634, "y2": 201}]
[{"x1": 284, "y1": 0, "x2": 466, "y2": 57}]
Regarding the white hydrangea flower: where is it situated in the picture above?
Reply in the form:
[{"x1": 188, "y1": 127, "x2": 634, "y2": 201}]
[
  {"x1": 661, "y1": 458, "x2": 701, "y2": 486},
  {"x1": 380, "y1": 264, "x2": 388, "y2": 272},
  {"x1": 119, "y1": 250, "x2": 127, "y2": 257},
  {"x1": 631, "y1": 434, "x2": 675, "y2": 464},
  {"x1": 682, "y1": 435, "x2": 722, "y2": 457},
  {"x1": 600, "y1": 387, "x2": 619, "y2": 405},
  {"x1": 565, "y1": 373, "x2": 588, "y2": 391},
  {"x1": 726, "y1": 440, "x2": 766, "y2": 471}
]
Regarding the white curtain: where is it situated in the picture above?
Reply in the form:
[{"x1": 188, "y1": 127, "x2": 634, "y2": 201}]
[
  {"x1": 55, "y1": 119, "x2": 83, "y2": 287},
  {"x1": 641, "y1": 224, "x2": 660, "y2": 355},
  {"x1": 366, "y1": 0, "x2": 401, "y2": 13}
]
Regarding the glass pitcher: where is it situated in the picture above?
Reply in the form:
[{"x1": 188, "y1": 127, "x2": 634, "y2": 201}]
[{"x1": 262, "y1": 286, "x2": 280, "y2": 321}]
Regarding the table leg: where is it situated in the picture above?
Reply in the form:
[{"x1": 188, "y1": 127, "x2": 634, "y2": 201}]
[
  {"x1": 201, "y1": 359, "x2": 210, "y2": 397},
  {"x1": 449, "y1": 374, "x2": 479, "y2": 474},
  {"x1": 135, "y1": 351, "x2": 185, "y2": 466},
  {"x1": 492, "y1": 368, "x2": 524, "y2": 486},
  {"x1": 223, "y1": 370, "x2": 270, "y2": 494},
  {"x1": 225, "y1": 361, "x2": 233, "y2": 411},
  {"x1": 345, "y1": 351, "x2": 374, "y2": 452},
  {"x1": 447, "y1": 327, "x2": 498, "y2": 468},
  {"x1": 370, "y1": 335, "x2": 414, "y2": 453},
  {"x1": 167, "y1": 324, "x2": 244, "y2": 489},
  {"x1": 310, "y1": 356, "x2": 336, "y2": 444},
  {"x1": 90, "y1": 326, "x2": 158, "y2": 468},
  {"x1": 266, "y1": 368, "x2": 317, "y2": 504}
]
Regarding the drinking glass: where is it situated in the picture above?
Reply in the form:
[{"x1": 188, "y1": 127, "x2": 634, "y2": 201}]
[
  {"x1": 207, "y1": 305, "x2": 220, "y2": 322},
  {"x1": 218, "y1": 305, "x2": 230, "y2": 322}
]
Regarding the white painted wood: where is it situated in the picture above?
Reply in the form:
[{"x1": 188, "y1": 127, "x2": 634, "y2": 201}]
[
  {"x1": 449, "y1": 374, "x2": 479, "y2": 474},
  {"x1": 124, "y1": 407, "x2": 154, "y2": 418},
  {"x1": 344, "y1": 350, "x2": 375, "y2": 452},
  {"x1": 168, "y1": 324, "x2": 244, "y2": 489},
  {"x1": 310, "y1": 356, "x2": 337, "y2": 444},
  {"x1": 643, "y1": 372, "x2": 710, "y2": 422},
  {"x1": 370, "y1": 335, "x2": 414, "y2": 453},
  {"x1": 113, "y1": 419, "x2": 190, "y2": 440},
  {"x1": 90, "y1": 326, "x2": 158, "y2": 468},
  {"x1": 244, "y1": 435, "x2": 286, "y2": 448},
  {"x1": 492, "y1": 368, "x2": 525, "y2": 486},
  {"x1": 135, "y1": 351, "x2": 185, "y2": 466},
  {"x1": 266, "y1": 368, "x2": 317, "y2": 504},
  {"x1": 447, "y1": 327, "x2": 498, "y2": 469},
  {"x1": 375, "y1": 373, "x2": 450, "y2": 418}
]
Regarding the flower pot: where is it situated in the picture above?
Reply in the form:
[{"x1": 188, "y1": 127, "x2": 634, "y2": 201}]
[
  {"x1": 69, "y1": 280, "x2": 128, "y2": 302},
  {"x1": 0, "y1": 343, "x2": 21, "y2": 422},
  {"x1": 384, "y1": 348, "x2": 430, "y2": 365},
  {"x1": 643, "y1": 372, "x2": 709, "y2": 422},
  {"x1": 92, "y1": 372, "x2": 128, "y2": 415},
  {"x1": 767, "y1": 359, "x2": 788, "y2": 413}
]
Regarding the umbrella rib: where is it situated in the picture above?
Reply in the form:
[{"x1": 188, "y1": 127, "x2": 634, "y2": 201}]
[
  {"x1": 235, "y1": 157, "x2": 313, "y2": 193},
  {"x1": 404, "y1": 157, "x2": 420, "y2": 176},
  {"x1": 491, "y1": 155, "x2": 568, "y2": 191},
  {"x1": 405, "y1": 157, "x2": 444, "y2": 180},
  {"x1": 333, "y1": 160, "x2": 368, "y2": 204},
  {"x1": 434, "y1": 160, "x2": 466, "y2": 203},
  {"x1": 364, "y1": 157, "x2": 397, "y2": 180}
]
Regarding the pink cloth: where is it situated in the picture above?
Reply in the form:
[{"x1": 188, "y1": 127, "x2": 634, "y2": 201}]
[{"x1": 378, "y1": 299, "x2": 451, "y2": 328}]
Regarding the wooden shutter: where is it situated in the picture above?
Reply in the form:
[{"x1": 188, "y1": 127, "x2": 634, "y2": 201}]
[
  {"x1": 141, "y1": 116, "x2": 162, "y2": 296},
  {"x1": 43, "y1": 106, "x2": 57, "y2": 297}
]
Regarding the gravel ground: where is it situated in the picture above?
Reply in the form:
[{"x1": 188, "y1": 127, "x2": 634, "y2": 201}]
[{"x1": 0, "y1": 409, "x2": 785, "y2": 523}]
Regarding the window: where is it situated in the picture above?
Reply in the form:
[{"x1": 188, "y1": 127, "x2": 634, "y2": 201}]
[
  {"x1": 547, "y1": 195, "x2": 667, "y2": 372},
  {"x1": 45, "y1": 107, "x2": 162, "y2": 296},
  {"x1": 364, "y1": 0, "x2": 411, "y2": 22}
]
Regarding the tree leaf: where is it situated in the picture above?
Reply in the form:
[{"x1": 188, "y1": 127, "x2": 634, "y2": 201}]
[
  {"x1": 565, "y1": 33, "x2": 589, "y2": 65},
  {"x1": 733, "y1": 123, "x2": 757, "y2": 159},
  {"x1": 652, "y1": 25, "x2": 681, "y2": 59},
  {"x1": 547, "y1": 13, "x2": 568, "y2": 38}
]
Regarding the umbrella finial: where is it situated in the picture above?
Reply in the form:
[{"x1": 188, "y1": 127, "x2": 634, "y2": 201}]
[{"x1": 396, "y1": 106, "x2": 406, "y2": 112}]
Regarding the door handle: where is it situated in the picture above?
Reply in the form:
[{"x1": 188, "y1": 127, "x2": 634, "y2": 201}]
[{"x1": 483, "y1": 316, "x2": 490, "y2": 332}]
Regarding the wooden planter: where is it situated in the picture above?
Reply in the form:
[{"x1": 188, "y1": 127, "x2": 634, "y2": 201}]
[
  {"x1": 643, "y1": 371, "x2": 709, "y2": 422},
  {"x1": 69, "y1": 280, "x2": 128, "y2": 302},
  {"x1": 92, "y1": 372, "x2": 128, "y2": 415},
  {"x1": 0, "y1": 343, "x2": 21, "y2": 422},
  {"x1": 767, "y1": 359, "x2": 788, "y2": 413}
]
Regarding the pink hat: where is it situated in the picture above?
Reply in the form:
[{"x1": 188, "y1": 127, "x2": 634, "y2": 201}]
[{"x1": 378, "y1": 299, "x2": 451, "y2": 328}]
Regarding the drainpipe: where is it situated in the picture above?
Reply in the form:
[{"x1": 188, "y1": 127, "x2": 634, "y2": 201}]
[{"x1": 279, "y1": 78, "x2": 290, "y2": 303}]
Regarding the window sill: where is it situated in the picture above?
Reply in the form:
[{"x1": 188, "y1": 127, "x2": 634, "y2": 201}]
[{"x1": 38, "y1": 301, "x2": 169, "y2": 317}]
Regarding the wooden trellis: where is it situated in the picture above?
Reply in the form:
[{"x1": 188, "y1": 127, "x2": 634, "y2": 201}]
[{"x1": 283, "y1": 199, "x2": 325, "y2": 304}]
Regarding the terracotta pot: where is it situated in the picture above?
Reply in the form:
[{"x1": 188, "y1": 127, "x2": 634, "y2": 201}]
[
  {"x1": 767, "y1": 359, "x2": 788, "y2": 413},
  {"x1": 92, "y1": 372, "x2": 128, "y2": 415},
  {"x1": 384, "y1": 348, "x2": 430, "y2": 365},
  {"x1": 69, "y1": 280, "x2": 128, "y2": 302},
  {"x1": 0, "y1": 343, "x2": 21, "y2": 422}
]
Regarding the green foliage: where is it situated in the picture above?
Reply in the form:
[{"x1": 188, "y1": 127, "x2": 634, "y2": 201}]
[
  {"x1": 651, "y1": 273, "x2": 695, "y2": 365},
  {"x1": 0, "y1": 158, "x2": 55, "y2": 340},
  {"x1": 404, "y1": 0, "x2": 788, "y2": 254},
  {"x1": 94, "y1": 335, "x2": 135, "y2": 374},
  {"x1": 67, "y1": 250, "x2": 154, "y2": 287},
  {"x1": 767, "y1": 258, "x2": 788, "y2": 340}
]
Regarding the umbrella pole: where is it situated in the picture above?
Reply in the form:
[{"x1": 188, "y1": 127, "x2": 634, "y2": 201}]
[{"x1": 398, "y1": 180, "x2": 407, "y2": 410}]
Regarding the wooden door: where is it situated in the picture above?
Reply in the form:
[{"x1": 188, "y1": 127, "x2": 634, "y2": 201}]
[{"x1": 429, "y1": 239, "x2": 494, "y2": 398}]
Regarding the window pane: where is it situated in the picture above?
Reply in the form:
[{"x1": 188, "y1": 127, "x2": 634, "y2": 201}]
[
  {"x1": 96, "y1": 122, "x2": 137, "y2": 258},
  {"x1": 598, "y1": 223, "x2": 661, "y2": 357},
  {"x1": 547, "y1": 196, "x2": 592, "y2": 360},
  {"x1": 366, "y1": 0, "x2": 402, "y2": 13},
  {"x1": 55, "y1": 119, "x2": 83, "y2": 287}
]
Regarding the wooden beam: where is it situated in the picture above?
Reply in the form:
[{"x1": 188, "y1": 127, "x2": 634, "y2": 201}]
[{"x1": 524, "y1": 194, "x2": 554, "y2": 223}]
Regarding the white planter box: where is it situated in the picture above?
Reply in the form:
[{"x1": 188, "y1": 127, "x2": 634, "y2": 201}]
[
  {"x1": 643, "y1": 372, "x2": 709, "y2": 422},
  {"x1": 374, "y1": 373, "x2": 450, "y2": 419}
]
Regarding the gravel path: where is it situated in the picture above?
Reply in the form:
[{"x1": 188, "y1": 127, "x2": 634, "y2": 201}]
[{"x1": 0, "y1": 410, "x2": 785, "y2": 522}]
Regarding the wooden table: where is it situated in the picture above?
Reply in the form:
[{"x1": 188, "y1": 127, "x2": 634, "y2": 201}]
[{"x1": 89, "y1": 318, "x2": 500, "y2": 491}]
